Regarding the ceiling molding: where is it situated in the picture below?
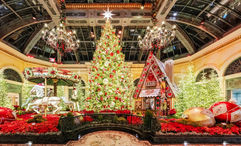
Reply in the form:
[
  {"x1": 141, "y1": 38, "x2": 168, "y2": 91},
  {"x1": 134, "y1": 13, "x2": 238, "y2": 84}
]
[{"x1": 166, "y1": 22, "x2": 195, "y2": 54}]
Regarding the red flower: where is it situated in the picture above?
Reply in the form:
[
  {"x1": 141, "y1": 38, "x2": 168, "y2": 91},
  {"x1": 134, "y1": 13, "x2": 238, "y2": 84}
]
[
  {"x1": 169, "y1": 109, "x2": 176, "y2": 115},
  {"x1": 50, "y1": 70, "x2": 55, "y2": 75}
]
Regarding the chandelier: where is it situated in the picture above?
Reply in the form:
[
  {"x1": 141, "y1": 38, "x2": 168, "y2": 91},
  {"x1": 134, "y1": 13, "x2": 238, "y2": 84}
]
[
  {"x1": 138, "y1": 21, "x2": 176, "y2": 52},
  {"x1": 41, "y1": 21, "x2": 80, "y2": 54}
]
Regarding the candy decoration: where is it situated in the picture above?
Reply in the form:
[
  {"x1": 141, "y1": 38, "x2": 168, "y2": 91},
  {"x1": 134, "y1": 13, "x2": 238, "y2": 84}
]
[{"x1": 209, "y1": 101, "x2": 241, "y2": 123}]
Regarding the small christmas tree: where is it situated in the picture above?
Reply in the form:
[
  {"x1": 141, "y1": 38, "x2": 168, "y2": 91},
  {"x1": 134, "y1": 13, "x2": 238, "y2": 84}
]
[
  {"x1": 85, "y1": 20, "x2": 134, "y2": 111},
  {"x1": 76, "y1": 81, "x2": 85, "y2": 110},
  {"x1": 0, "y1": 71, "x2": 11, "y2": 108},
  {"x1": 175, "y1": 66, "x2": 223, "y2": 117},
  {"x1": 21, "y1": 80, "x2": 32, "y2": 107}
]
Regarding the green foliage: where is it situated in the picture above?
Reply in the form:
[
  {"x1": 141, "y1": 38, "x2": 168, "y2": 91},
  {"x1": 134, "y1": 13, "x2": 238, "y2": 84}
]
[
  {"x1": 76, "y1": 81, "x2": 85, "y2": 110},
  {"x1": 0, "y1": 71, "x2": 11, "y2": 108},
  {"x1": 117, "y1": 117, "x2": 127, "y2": 124},
  {"x1": 175, "y1": 66, "x2": 223, "y2": 117},
  {"x1": 27, "y1": 114, "x2": 46, "y2": 123},
  {"x1": 21, "y1": 80, "x2": 32, "y2": 107},
  {"x1": 144, "y1": 110, "x2": 153, "y2": 129},
  {"x1": 67, "y1": 112, "x2": 74, "y2": 117},
  {"x1": 97, "y1": 115, "x2": 103, "y2": 121},
  {"x1": 85, "y1": 20, "x2": 134, "y2": 111},
  {"x1": 58, "y1": 86, "x2": 67, "y2": 110},
  {"x1": 176, "y1": 119, "x2": 201, "y2": 127}
]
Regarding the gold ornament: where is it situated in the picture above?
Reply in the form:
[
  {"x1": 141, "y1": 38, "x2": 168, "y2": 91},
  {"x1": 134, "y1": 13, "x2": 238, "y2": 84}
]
[{"x1": 183, "y1": 107, "x2": 215, "y2": 127}]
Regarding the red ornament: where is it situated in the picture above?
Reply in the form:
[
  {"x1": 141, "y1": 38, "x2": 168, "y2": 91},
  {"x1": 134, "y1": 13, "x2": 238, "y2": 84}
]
[
  {"x1": 110, "y1": 74, "x2": 113, "y2": 78},
  {"x1": 27, "y1": 71, "x2": 30, "y2": 75},
  {"x1": 100, "y1": 97, "x2": 103, "y2": 101},
  {"x1": 117, "y1": 50, "x2": 120, "y2": 54},
  {"x1": 115, "y1": 97, "x2": 118, "y2": 100},
  {"x1": 105, "y1": 92, "x2": 107, "y2": 96},
  {"x1": 136, "y1": 89, "x2": 139, "y2": 93},
  {"x1": 113, "y1": 70, "x2": 116, "y2": 73},
  {"x1": 95, "y1": 76, "x2": 98, "y2": 79},
  {"x1": 110, "y1": 52, "x2": 114, "y2": 56},
  {"x1": 107, "y1": 57, "x2": 110, "y2": 59},
  {"x1": 97, "y1": 74, "x2": 100, "y2": 76}
]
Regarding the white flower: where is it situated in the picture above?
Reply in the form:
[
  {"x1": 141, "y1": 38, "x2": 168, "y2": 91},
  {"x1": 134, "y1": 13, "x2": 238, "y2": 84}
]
[{"x1": 103, "y1": 78, "x2": 108, "y2": 84}]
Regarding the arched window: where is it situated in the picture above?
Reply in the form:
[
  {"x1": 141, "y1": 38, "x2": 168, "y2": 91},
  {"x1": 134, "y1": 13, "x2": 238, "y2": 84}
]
[
  {"x1": 225, "y1": 57, "x2": 241, "y2": 76},
  {"x1": 3, "y1": 69, "x2": 22, "y2": 83},
  {"x1": 196, "y1": 68, "x2": 218, "y2": 82},
  {"x1": 134, "y1": 78, "x2": 140, "y2": 86}
]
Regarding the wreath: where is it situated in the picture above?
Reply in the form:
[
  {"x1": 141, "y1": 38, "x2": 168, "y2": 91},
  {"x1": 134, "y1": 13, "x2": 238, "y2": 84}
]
[
  {"x1": 24, "y1": 68, "x2": 33, "y2": 79},
  {"x1": 48, "y1": 68, "x2": 58, "y2": 78}
]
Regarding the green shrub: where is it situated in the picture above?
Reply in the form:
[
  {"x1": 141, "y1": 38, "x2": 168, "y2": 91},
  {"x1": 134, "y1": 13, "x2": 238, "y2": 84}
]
[
  {"x1": 144, "y1": 110, "x2": 153, "y2": 130},
  {"x1": 97, "y1": 115, "x2": 103, "y2": 121},
  {"x1": 27, "y1": 114, "x2": 46, "y2": 123},
  {"x1": 117, "y1": 117, "x2": 127, "y2": 124}
]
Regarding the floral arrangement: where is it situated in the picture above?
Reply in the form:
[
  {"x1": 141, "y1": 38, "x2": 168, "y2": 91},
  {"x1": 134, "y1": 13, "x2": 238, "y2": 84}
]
[
  {"x1": 23, "y1": 67, "x2": 80, "y2": 82},
  {"x1": 0, "y1": 113, "x2": 59, "y2": 134},
  {"x1": 160, "y1": 119, "x2": 241, "y2": 135},
  {"x1": 127, "y1": 116, "x2": 143, "y2": 125}
]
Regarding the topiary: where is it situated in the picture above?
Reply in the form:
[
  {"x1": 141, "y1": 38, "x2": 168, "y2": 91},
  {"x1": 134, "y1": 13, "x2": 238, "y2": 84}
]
[{"x1": 144, "y1": 110, "x2": 153, "y2": 130}]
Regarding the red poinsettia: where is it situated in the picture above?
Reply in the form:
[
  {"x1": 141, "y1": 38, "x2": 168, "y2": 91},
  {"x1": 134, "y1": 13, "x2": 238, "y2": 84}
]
[{"x1": 169, "y1": 109, "x2": 176, "y2": 115}]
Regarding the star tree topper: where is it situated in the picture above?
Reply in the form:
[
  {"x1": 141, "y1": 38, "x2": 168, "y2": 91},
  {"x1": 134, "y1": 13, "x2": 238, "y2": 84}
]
[{"x1": 103, "y1": 8, "x2": 114, "y2": 20}]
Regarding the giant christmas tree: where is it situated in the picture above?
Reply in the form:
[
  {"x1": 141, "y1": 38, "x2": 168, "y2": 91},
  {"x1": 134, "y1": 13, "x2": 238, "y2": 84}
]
[{"x1": 85, "y1": 19, "x2": 134, "y2": 111}]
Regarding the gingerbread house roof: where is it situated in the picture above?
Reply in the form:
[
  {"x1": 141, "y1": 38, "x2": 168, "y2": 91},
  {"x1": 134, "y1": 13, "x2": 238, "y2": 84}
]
[{"x1": 133, "y1": 52, "x2": 177, "y2": 98}]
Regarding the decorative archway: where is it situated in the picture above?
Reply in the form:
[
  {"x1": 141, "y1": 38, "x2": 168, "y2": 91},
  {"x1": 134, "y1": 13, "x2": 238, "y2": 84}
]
[{"x1": 196, "y1": 68, "x2": 218, "y2": 82}]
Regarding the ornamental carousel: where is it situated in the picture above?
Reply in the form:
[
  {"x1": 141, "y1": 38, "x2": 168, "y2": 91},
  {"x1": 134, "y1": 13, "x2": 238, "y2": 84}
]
[{"x1": 23, "y1": 67, "x2": 80, "y2": 114}]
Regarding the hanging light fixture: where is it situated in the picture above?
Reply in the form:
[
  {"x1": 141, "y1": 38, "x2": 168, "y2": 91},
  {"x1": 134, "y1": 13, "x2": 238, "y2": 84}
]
[
  {"x1": 138, "y1": 21, "x2": 176, "y2": 53},
  {"x1": 41, "y1": 20, "x2": 80, "y2": 55}
]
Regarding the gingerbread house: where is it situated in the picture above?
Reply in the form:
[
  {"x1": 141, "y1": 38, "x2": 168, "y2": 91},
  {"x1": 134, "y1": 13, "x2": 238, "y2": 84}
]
[{"x1": 133, "y1": 52, "x2": 177, "y2": 116}]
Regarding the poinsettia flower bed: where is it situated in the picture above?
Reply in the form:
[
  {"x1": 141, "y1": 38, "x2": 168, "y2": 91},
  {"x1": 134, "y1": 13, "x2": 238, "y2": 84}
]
[
  {"x1": 0, "y1": 113, "x2": 60, "y2": 134},
  {"x1": 160, "y1": 119, "x2": 241, "y2": 135}
]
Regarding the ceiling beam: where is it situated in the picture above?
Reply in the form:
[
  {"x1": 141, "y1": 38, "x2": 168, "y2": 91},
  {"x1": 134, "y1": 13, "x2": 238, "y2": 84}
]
[
  {"x1": 166, "y1": 22, "x2": 195, "y2": 54},
  {"x1": 156, "y1": 0, "x2": 177, "y2": 21},
  {"x1": 1, "y1": 0, "x2": 22, "y2": 19},
  {"x1": 0, "y1": 18, "x2": 51, "y2": 39},
  {"x1": 73, "y1": 50, "x2": 80, "y2": 63},
  {"x1": 37, "y1": 0, "x2": 60, "y2": 25},
  {"x1": 167, "y1": 18, "x2": 219, "y2": 39},
  {"x1": 24, "y1": 22, "x2": 55, "y2": 55},
  {"x1": 175, "y1": 4, "x2": 234, "y2": 28}
]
